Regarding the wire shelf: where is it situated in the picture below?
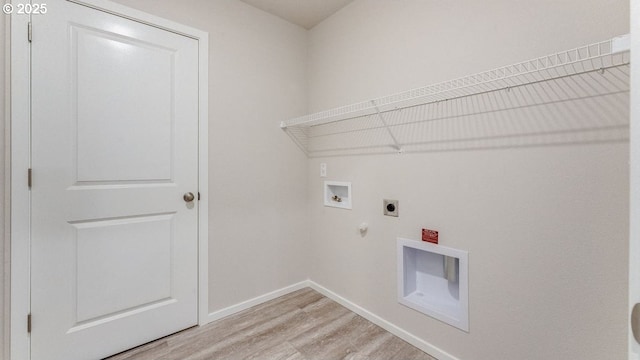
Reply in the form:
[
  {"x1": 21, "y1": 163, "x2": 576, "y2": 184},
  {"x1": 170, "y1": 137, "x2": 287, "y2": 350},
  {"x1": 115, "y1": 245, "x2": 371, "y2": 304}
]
[{"x1": 281, "y1": 35, "x2": 631, "y2": 157}]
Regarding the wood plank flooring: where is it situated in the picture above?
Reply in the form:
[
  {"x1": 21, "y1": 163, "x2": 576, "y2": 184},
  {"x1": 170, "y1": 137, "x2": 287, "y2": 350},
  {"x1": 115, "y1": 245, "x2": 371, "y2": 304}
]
[{"x1": 106, "y1": 288, "x2": 437, "y2": 360}]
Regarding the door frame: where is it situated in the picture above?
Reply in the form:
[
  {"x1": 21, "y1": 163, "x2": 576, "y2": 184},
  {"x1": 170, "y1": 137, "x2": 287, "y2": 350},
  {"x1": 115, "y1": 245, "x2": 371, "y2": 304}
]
[
  {"x1": 631, "y1": 1, "x2": 639, "y2": 358},
  {"x1": 9, "y1": 1, "x2": 209, "y2": 359}
]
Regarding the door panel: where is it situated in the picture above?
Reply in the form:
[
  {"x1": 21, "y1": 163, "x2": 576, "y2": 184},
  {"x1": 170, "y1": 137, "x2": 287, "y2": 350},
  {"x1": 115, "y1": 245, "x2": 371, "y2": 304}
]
[
  {"x1": 73, "y1": 25, "x2": 174, "y2": 183},
  {"x1": 73, "y1": 214, "x2": 174, "y2": 323},
  {"x1": 31, "y1": 1, "x2": 199, "y2": 359}
]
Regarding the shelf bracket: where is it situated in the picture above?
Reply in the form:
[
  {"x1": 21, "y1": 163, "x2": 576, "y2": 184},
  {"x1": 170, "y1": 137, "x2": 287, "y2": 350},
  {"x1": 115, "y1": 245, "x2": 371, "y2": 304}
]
[{"x1": 371, "y1": 100, "x2": 403, "y2": 153}]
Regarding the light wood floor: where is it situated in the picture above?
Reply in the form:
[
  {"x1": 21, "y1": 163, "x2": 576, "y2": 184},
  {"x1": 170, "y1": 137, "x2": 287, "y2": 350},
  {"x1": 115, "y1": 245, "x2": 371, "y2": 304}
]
[{"x1": 107, "y1": 288, "x2": 437, "y2": 360}]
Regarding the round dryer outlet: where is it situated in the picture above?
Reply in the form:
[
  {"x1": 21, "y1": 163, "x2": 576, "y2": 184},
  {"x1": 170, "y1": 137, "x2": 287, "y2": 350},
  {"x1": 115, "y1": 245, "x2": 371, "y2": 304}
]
[{"x1": 383, "y1": 199, "x2": 399, "y2": 217}]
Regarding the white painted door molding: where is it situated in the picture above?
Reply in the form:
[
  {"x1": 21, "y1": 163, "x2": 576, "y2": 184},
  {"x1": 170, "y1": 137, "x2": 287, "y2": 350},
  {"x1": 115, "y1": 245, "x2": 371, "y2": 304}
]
[
  {"x1": 630, "y1": 0, "x2": 640, "y2": 358},
  {"x1": 9, "y1": 1, "x2": 208, "y2": 359},
  {"x1": 9, "y1": 5, "x2": 32, "y2": 360}
]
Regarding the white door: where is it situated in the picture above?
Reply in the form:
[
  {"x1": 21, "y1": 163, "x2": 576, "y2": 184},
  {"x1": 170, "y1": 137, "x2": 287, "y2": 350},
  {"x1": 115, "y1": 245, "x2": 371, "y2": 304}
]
[{"x1": 30, "y1": 1, "x2": 199, "y2": 359}]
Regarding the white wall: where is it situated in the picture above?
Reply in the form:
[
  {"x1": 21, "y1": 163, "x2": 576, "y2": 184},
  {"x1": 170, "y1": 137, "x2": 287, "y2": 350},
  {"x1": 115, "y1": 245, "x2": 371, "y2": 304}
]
[{"x1": 307, "y1": 1, "x2": 629, "y2": 359}]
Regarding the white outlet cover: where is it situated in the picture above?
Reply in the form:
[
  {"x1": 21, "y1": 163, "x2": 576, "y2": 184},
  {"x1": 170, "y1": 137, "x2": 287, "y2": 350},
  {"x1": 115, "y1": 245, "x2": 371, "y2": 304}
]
[{"x1": 320, "y1": 163, "x2": 327, "y2": 177}]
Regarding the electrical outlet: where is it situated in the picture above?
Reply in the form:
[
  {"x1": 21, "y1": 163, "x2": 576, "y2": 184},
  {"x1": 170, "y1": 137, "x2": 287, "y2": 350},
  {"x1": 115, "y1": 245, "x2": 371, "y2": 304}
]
[
  {"x1": 383, "y1": 199, "x2": 398, "y2": 217},
  {"x1": 320, "y1": 163, "x2": 327, "y2": 177}
]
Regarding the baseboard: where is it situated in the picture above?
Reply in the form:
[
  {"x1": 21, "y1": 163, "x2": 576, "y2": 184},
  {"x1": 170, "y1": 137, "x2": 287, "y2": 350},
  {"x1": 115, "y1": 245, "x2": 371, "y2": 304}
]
[
  {"x1": 206, "y1": 280, "x2": 310, "y2": 323},
  {"x1": 307, "y1": 280, "x2": 460, "y2": 360},
  {"x1": 204, "y1": 279, "x2": 458, "y2": 360}
]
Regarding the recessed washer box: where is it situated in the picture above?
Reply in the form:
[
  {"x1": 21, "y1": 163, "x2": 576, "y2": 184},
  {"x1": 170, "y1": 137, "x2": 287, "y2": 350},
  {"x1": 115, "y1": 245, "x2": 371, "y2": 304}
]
[
  {"x1": 397, "y1": 238, "x2": 469, "y2": 331},
  {"x1": 324, "y1": 181, "x2": 352, "y2": 209}
]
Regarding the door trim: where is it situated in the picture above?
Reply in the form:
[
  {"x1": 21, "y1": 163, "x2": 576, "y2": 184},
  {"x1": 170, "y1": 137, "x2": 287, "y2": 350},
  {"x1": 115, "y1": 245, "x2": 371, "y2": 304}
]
[
  {"x1": 631, "y1": 1, "x2": 640, "y2": 358},
  {"x1": 9, "y1": 1, "x2": 209, "y2": 359}
]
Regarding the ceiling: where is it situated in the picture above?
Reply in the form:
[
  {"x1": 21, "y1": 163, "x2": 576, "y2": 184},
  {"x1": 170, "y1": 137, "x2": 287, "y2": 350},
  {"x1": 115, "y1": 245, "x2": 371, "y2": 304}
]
[{"x1": 238, "y1": 0, "x2": 354, "y2": 29}]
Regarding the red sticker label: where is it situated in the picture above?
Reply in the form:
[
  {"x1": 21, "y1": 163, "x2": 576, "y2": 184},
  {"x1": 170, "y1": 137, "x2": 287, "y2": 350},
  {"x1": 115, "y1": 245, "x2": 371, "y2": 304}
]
[{"x1": 422, "y1": 228, "x2": 439, "y2": 244}]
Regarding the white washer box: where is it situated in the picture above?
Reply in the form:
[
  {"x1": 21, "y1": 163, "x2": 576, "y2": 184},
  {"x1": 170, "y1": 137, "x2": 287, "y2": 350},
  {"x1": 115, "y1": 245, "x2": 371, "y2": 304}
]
[
  {"x1": 323, "y1": 181, "x2": 352, "y2": 209},
  {"x1": 397, "y1": 238, "x2": 469, "y2": 332}
]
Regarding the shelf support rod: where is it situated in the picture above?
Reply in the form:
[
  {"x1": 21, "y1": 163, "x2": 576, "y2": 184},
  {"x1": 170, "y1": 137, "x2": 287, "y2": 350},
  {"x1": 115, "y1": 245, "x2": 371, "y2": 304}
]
[{"x1": 371, "y1": 100, "x2": 403, "y2": 153}]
